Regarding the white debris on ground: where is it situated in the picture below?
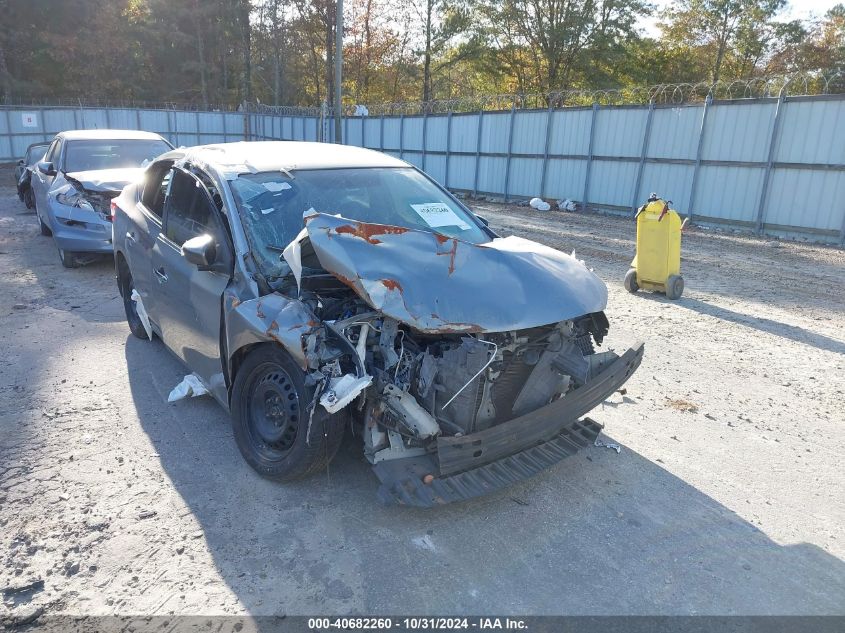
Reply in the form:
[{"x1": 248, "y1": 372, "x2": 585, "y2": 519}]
[
  {"x1": 130, "y1": 289, "x2": 152, "y2": 340},
  {"x1": 167, "y1": 374, "x2": 209, "y2": 402},
  {"x1": 558, "y1": 199, "x2": 577, "y2": 212},
  {"x1": 529, "y1": 197, "x2": 551, "y2": 211}
]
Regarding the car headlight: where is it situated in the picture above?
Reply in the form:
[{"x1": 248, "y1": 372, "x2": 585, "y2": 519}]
[{"x1": 55, "y1": 188, "x2": 95, "y2": 211}]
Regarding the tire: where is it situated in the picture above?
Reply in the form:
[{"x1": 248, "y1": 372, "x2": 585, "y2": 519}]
[
  {"x1": 624, "y1": 268, "x2": 639, "y2": 294},
  {"x1": 34, "y1": 198, "x2": 52, "y2": 236},
  {"x1": 231, "y1": 346, "x2": 346, "y2": 481},
  {"x1": 666, "y1": 274, "x2": 684, "y2": 300},
  {"x1": 117, "y1": 259, "x2": 150, "y2": 340},
  {"x1": 23, "y1": 187, "x2": 35, "y2": 210},
  {"x1": 58, "y1": 248, "x2": 79, "y2": 269}
]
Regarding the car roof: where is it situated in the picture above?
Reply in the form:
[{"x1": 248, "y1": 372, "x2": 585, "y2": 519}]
[
  {"x1": 56, "y1": 129, "x2": 167, "y2": 141},
  {"x1": 169, "y1": 141, "x2": 410, "y2": 173}
]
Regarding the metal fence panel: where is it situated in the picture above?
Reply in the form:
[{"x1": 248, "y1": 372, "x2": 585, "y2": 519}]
[
  {"x1": 544, "y1": 158, "x2": 587, "y2": 201},
  {"x1": 639, "y1": 162, "x2": 694, "y2": 210},
  {"x1": 703, "y1": 101, "x2": 776, "y2": 163},
  {"x1": 548, "y1": 109, "x2": 592, "y2": 155},
  {"x1": 766, "y1": 168, "x2": 845, "y2": 232},
  {"x1": 776, "y1": 98, "x2": 845, "y2": 165},
  {"x1": 648, "y1": 106, "x2": 701, "y2": 160},
  {"x1": 589, "y1": 160, "x2": 639, "y2": 208},
  {"x1": 509, "y1": 157, "x2": 544, "y2": 198},
  {"x1": 594, "y1": 107, "x2": 648, "y2": 158},
  {"x1": 450, "y1": 113, "x2": 480, "y2": 153},
  {"x1": 511, "y1": 110, "x2": 547, "y2": 155},
  {"x1": 695, "y1": 165, "x2": 765, "y2": 223},
  {"x1": 448, "y1": 155, "x2": 476, "y2": 190}
]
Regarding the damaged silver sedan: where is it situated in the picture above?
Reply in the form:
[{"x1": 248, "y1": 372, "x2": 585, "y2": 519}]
[{"x1": 112, "y1": 141, "x2": 643, "y2": 506}]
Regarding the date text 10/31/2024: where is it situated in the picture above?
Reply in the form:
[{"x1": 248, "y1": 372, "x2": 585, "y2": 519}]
[{"x1": 308, "y1": 618, "x2": 529, "y2": 630}]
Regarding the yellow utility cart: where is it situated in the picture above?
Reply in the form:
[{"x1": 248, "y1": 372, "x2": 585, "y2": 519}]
[{"x1": 624, "y1": 194, "x2": 685, "y2": 300}]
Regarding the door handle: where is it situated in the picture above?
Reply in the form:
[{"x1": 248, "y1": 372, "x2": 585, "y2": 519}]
[
  {"x1": 154, "y1": 267, "x2": 168, "y2": 283},
  {"x1": 126, "y1": 231, "x2": 136, "y2": 244}
]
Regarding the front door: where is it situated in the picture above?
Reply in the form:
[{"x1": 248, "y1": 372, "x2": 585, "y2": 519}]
[{"x1": 152, "y1": 167, "x2": 233, "y2": 404}]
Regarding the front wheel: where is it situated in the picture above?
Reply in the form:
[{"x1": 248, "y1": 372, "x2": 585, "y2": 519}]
[
  {"x1": 666, "y1": 274, "x2": 684, "y2": 300},
  {"x1": 23, "y1": 187, "x2": 35, "y2": 210},
  {"x1": 231, "y1": 346, "x2": 346, "y2": 481},
  {"x1": 117, "y1": 261, "x2": 151, "y2": 339},
  {"x1": 624, "y1": 268, "x2": 639, "y2": 294}
]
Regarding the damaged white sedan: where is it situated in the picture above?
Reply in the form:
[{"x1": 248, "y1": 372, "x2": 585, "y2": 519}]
[{"x1": 112, "y1": 141, "x2": 643, "y2": 506}]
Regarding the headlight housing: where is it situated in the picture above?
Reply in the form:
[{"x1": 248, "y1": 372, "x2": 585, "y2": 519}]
[{"x1": 55, "y1": 187, "x2": 95, "y2": 211}]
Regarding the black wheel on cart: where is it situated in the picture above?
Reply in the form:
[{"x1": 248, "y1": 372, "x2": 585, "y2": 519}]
[
  {"x1": 666, "y1": 274, "x2": 684, "y2": 300},
  {"x1": 624, "y1": 268, "x2": 639, "y2": 294}
]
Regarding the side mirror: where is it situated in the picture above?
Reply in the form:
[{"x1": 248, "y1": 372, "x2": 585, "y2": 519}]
[
  {"x1": 17, "y1": 159, "x2": 24, "y2": 165},
  {"x1": 37, "y1": 161, "x2": 56, "y2": 177},
  {"x1": 181, "y1": 234, "x2": 216, "y2": 270},
  {"x1": 475, "y1": 214, "x2": 489, "y2": 227}
]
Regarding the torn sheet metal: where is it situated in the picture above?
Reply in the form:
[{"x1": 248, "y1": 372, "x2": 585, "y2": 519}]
[
  {"x1": 130, "y1": 289, "x2": 152, "y2": 340},
  {"x1": 168, "y1": 374, "x2": 209, "y2": 402},
  {"x1": 320, "y1": 373, "x2": 373, "y2": 413},
  {"x1": 594, "y1": 435, "x2": 622, "y2": 454},
  {"x1": 226, "y1": 293, "x2": 321, "y2": 369},
  {"x1": 300, "y1": 212, "x2": 608, "y2": 334},
  {"x1": 282, "y1": 227, "x2": 308, "y2": 292}
]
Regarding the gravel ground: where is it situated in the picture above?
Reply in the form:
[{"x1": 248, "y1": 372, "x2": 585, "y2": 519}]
[{"x1": 1, "y1": 164, "x2": 844, "y2": 621}]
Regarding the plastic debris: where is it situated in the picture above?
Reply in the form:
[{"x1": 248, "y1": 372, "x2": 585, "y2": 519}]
[
  {"x1": 558, "y1": 199, "x2": 577, "y2": 212},
  {"x1": 529, "y1": 197, "x2": 551, "y2": 211},
  {"x1": 594, "y1": 435, "x2": 622, "y2": 454},
  {"x1": 167, "y1": 374, "x2": 209, "y2": 402},
  {"x1": 320, "y1": 374, "x2": 373, "y2": 413},
  {"x1": 130, "y1": 289, "x2": 152, "y2": 340}
]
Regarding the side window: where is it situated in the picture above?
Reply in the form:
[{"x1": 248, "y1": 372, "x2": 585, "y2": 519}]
[
  {"x1": 164, "y1": 170, "x2": 223, "y2": 247},
  {"x1": 44, "y1": 139, "x2": 59, "y2": 162},
  {"x1": 141, "y1": 164, "x2": 172, "y2": 219}
]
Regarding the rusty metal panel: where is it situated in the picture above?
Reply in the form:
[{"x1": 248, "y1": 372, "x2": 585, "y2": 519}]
[
  {"x1": 765, "y1": 167, "x2": 845, "y2": 232},
  {"x1": 647, "y1": 106, "x2": 701, "y2": 160},
  {"x1": 593, "y1": 107, "x2": 648, "y2": 158},
  {"x1": 694, "y1": 165, "x2": 765, "y2": 222},
  {"x1": 703, "y1": 102, "x2": 776, "y2": 163}
]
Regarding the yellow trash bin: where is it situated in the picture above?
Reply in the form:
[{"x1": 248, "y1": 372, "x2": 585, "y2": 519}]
[{"x1": 624, "y1": 194, "x2": 685, "y2": 300}]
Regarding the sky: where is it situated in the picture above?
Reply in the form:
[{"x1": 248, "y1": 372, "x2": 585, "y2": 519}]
[{"x1": 638, "y1": 0, "x2": 843, "y2": 37}]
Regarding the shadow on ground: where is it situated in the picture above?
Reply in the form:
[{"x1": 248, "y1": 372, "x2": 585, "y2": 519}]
[{"x1": 124, "y1": 337, "x2": 845, "y2": 616}]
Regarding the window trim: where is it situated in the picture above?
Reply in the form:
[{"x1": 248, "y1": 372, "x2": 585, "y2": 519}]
[{"x1": 138, "y1": 160, "x2": 175, "y2": 225}]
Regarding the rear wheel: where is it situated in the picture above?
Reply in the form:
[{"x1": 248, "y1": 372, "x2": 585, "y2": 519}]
[
  {"x1": 58, "y1": 248, "x2": 79, "y2": 269},
  {"x1": 624, "y1": 268, "x2": 639, "y2": 294},
  {"x1": 117, "y1": 259, "x2": 150, "y2": 339},
  {"x1": 23, "y1": 187, "x2": 35, "y2": 210},
  {"x1": 666, "y1": 274, "x2": 684, "y2": 300},
  {"x1": 231, "y1": 346, "x2": 345, "y2": 481}
]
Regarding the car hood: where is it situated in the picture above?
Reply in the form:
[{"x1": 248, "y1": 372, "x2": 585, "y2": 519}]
[
  {"x1": 63, "y1": 167, "x2": 144, "y2": 193},
  {"x1": 285, "y1": 212, "x2": 608, "y2": 334}
]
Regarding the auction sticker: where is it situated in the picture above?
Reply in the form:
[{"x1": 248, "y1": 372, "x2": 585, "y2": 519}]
[{"x1": 411, "y1": 202, "x2": 470, "y2": 230}]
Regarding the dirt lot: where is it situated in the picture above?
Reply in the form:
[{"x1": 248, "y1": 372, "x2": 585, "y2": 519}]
[{"x1": 1, "y1": 163, "x2": 844, "y2": 621}]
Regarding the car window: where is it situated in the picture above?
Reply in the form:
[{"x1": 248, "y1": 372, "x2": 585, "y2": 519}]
[
  {"x1": 63, "y1": 139, "x2": 172, "y2": 172},
  {"x1": 25, "y1": 144, "x2": 48, "y2": 165},
  {"x1": 141, "y1": 164, "x2": 173, "y2": 219},
  {"x1": 44, "y1": 139, "x2": 60, "y2": 163},
  {"x1": 229, "y1": 166, "x2": 490, "y2": 279},
  {"x1": 164, "y1": 170, "x2": 223, "y2": 247}
]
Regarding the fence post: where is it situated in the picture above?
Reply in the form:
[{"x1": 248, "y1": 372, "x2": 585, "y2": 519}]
[
  {"x1": 503, "y1": 101, "x2": 517, "y2": 202},
  {"x1": 687, "y1": 93, "x2": 712, "y2": 221},
  {"x1": 399, "y1": 113, "x2": 404, "y2": 160},
  {"x1": 166, "y1": 107, "x2": 173, "y2": 145},
  {"x1": 379, "y1": 113, "x2": 385, "y2": 151},
  {"x1": 581, "y1": 103, "x2": 599, "y2": 209},
  {"x1": 105, "y1": 108, "x2": 112, "y2": 129},
  {"x1": 631, "y1": 101, "x2": 655, "y2": 212},
  {"x1": 361, "y1": 114, "x2": 367, "y2": 148},
  {"x1": 195, "y1": 111, "x2": 200, "y2": 144},
  {"x1": 72, "y1": 108, "x2": 79, "y2": 129},
  {"x1": 242, "y1": 102, "x2": 249, "y2": 141},
  {"x1": 135, "y1": 109, "x2": 142, "y2": 132},
  {"x1": 473, "y1": 109, "x2": 484, "y2": 197},
  {"x1": 445, "y1": 110, "x2": 453, "y2": 189},
  {"x1": 756, "y1": 91, "x2": 786, "y2": 235},
  {"x1": 422, "y1": 110, "x2": 428, "y2": 172},
  {"x1": 223, "y1": 112, "x2": 228, "y2": 143},
  {"x1": 172, "y1": 106, "x2": 180, "y2": 146},
  {"x1": 302, "y1": 115, "x2": 306, "y2": 141},
  {"x1": 539, "y1": 101, "x2": 554, "y2": 199}
]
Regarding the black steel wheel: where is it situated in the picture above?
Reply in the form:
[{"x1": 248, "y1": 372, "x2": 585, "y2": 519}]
[{"x1": 231, "y1": 346, "x2": 346, "y2": 481}]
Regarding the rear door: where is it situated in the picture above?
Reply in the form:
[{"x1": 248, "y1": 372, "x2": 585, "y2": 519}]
[
  {"x1": 151, "y1": 168, "x2": 233, "y2": 402},
  {"x1": 32, "y1": 138, "x2": 60, "y2": 213},
  {"x1": 124, "y1": 162, "x2": 172, "y2": 311}
]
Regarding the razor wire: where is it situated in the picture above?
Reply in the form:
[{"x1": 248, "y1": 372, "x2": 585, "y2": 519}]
[{"x1": 344, "y1": 69, "x2": 845, "y2": 116}]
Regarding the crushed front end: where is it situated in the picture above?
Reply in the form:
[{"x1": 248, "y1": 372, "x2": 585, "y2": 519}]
[{"x1": 280, "y1": 213, "x2": 644, "y2": 506}]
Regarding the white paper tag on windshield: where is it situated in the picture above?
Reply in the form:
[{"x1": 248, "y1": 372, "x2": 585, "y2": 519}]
[
  {"x1": 263, "y1": 181, "x2": 292, "y2": 192},
  {"x1": 410, "y1": 203, "x2": 470, "y2": 230}
]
